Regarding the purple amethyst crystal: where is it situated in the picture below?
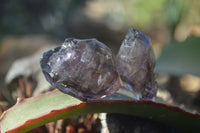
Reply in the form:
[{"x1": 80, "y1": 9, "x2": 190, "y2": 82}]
[
  {"x1": 116, "y1": 28, "x2": 157, "y2": 100},
  {"x1": 40, "y1": 38, "x2": 121, "y2": 101}
]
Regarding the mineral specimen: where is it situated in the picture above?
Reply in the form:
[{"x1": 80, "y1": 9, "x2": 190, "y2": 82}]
[
  {"x1": 40, "y1": 38, "x2": 121, "y2": 101},
  {"x1": 116, "y1": 28, "x2": 157, "y2": 100}
]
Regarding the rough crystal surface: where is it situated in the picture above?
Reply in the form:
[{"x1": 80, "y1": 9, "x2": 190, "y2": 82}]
[
  {"x1": 40, "y1": 38, "x2": 121, "y2": 101},
  {"x1": 116, "y1": 28, "x2": 157, "y2": 100}
]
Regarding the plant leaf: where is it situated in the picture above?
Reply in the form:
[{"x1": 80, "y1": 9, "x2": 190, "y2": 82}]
[
  {"x1": 156, "y1": 36, "x2": 200, "y2": 76},
  {"x1": 1, "y1": 89, "x2": 200, "y2": 133}
]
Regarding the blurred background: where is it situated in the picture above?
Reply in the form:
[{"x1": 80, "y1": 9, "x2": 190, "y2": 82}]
[{"x1": 0, "y1": 0, "x2": 200, "y2": 132}]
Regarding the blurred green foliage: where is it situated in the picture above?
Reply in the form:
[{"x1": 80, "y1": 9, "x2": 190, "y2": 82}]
[
  {"x1": 0, "y1": 0, "x2": 199, "y2": 37},
  {"x1": 118, "y1": 0, "x2": 166, "y2": 26},
  {"x1": 164, "y1": 0, "x2": 187, "y2": 30},
  {"x1": 156, "y1": 36, "x2": 200, "y2": 76},
  {"x1": 0, "y1": 0, "x2": 86, "y2": 37}
]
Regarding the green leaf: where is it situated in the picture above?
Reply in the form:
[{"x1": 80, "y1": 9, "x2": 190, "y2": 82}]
[
  {"x1": 156, "y1": 36, "x2": 200, "y2": 76},
  {"x1": 1, "y1": 89, "x2": 200, "y2": 133}
]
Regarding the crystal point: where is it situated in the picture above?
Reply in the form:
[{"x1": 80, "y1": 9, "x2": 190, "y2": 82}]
[
  {"x1": 116, "y1": 28, "x2": 157, "y2": 100},
  {"x1": 40, "y1": 38, "x2": 121, "y2": 101}
]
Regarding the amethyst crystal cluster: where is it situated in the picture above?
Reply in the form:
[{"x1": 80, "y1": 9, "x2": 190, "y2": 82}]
[{"x1": 40, "y1": 28, "x2": 157, "y2": 101}]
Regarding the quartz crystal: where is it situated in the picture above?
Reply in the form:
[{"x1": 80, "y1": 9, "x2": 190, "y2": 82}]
[
  {"x1": 116, "y1": 28, "x2": 157, "y2": 100},
  {"x1": 40, "y1": 38, "x2": 121, "y2": 101}
]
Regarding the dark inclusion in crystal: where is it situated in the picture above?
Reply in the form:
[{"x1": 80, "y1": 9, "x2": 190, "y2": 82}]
[
  {"x1": 40, "y1": 38, "x2": 121, "y2": 101},
  {"x1": 116, "y1": 28, "x2": 157, "y2": 100}
]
